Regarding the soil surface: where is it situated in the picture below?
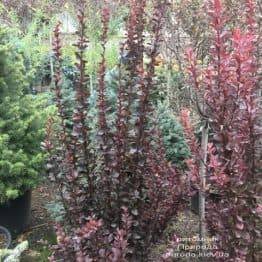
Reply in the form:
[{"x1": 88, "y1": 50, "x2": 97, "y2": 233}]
[{"x1": 18, "y1": 183, "x2": 56, "y2": 262}]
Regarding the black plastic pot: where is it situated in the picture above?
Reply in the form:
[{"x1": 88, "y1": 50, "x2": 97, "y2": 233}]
[{"x1": 0, "y1": 191, "x2": 32, "y2": 235}]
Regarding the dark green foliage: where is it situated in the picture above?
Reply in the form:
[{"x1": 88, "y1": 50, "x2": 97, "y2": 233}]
[
  {"x1": 157, "y1": 102, "x2": 190, "y2": 168},
  {"x1": 0, "y1": 27, "x2": 49, "y2": 203},
  {"x1": 31, "y1": 53, "x2": 52, "y2": 89}
]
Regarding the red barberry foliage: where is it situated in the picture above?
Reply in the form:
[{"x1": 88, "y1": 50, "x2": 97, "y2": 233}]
[
  {"x1": 44, "y1": 0, "x2": 187, "y2": 260},
  {"x1": 182, "y1": 0, "x2": 261, "y2": 260}
]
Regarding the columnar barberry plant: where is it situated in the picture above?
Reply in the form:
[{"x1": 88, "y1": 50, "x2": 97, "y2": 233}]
[
  {"x1": 182, "y1": 0, "x2": 261, "y2": 260},
  {"x1": 44, "y1": 0, "x2": 187, "y2": 260},
  {"x1": 96, "y1": 0, "x2": 188, "y2": 254}
]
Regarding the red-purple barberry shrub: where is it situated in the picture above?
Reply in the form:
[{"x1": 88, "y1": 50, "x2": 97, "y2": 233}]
[
  {"x1": 44, "y1": 0, "x2": 187, "y2": 260},
  {"x1": 181, "y1": 0, "x2": 261, "y2": 260}
]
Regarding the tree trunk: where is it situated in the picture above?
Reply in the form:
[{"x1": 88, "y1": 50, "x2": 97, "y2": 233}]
[{"x1": 199, "y1": 121, "x2": 209, "y2": 250}]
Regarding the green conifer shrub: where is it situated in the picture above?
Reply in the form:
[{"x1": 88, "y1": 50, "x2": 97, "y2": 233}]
[
  {"x1": 156, "y1": 102, "x2": 190, "y2": 168},
  {"x1": 0, "y1": 27, "x2": 49, "y2": 203}
]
